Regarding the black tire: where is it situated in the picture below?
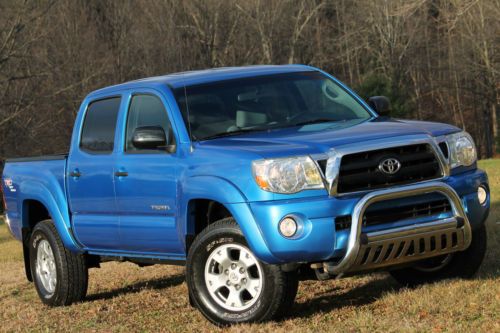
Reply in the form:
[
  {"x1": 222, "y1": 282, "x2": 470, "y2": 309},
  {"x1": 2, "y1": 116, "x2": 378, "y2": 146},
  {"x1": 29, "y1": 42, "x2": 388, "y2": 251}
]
[
  {"x1": 390, "y1": 224, "x2": 487, "y2": 287},
  {"x1": 186, "y1": 217, "x2": 298, "y2": 326},
  {"x1": 29, "y1": 219, "x2": 88, "y2": 306}
]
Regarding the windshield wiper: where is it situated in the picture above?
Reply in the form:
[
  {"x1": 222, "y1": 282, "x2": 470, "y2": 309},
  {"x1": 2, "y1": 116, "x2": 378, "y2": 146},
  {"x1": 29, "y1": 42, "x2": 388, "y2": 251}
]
[
  {"x1": 200, "y1": 128, "x2": 268, "y2": 141},
  {"x1": 293, "y1": 118, "x2": 337, "y2": 126},
  {"x1": 200, "y1": 119, "x2": 341, "y2": 141},
  {"x1": 199, "y1": 121, "x2": 292, "y2": 141}
]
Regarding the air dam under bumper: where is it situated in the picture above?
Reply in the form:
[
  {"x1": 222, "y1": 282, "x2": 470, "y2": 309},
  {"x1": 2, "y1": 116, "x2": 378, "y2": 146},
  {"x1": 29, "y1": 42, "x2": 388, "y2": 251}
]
[{"x1": 324, "y1": 182, "x2": 471, "y2": 275}]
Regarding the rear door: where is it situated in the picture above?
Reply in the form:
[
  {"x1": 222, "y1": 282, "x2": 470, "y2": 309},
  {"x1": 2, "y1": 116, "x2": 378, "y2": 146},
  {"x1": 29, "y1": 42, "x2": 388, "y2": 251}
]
[
  {"x1": 114, "y1": 91, "x2": 182, "y2": 254},
  {"x1": 67, "y1": 96, "x2": 122, "y2": 250}
]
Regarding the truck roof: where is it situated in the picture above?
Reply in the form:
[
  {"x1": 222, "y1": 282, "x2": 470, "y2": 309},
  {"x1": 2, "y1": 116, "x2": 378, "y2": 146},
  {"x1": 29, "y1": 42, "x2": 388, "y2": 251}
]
[{"x1": 88, "y1": 64, "x2": 316, "y2": 97}]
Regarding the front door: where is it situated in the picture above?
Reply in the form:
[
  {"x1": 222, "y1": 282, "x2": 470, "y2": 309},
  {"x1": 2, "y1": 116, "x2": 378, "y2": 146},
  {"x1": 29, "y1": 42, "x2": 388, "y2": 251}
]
[
  {"x1": 68, "y1": 97, "x2": 122, "y2": 250},
  {"x1": 114, "y1": 93, "x2": 181, "y2": 254}
]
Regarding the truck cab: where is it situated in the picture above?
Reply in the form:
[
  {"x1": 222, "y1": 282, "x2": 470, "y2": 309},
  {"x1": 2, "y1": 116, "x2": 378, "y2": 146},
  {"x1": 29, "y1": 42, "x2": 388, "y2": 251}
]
[{"x1": 1, "y1": 65, "x2": 490, "y2": 326}]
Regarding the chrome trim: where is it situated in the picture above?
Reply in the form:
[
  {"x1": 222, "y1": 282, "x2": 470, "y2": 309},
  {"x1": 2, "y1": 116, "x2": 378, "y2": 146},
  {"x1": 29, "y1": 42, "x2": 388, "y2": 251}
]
[
  {"x1": 434, "y1": 134, "x2": 450, "y2": 163},
  {"x1": 320, "y1": 134, "x2": 450, "y2": 196},
  {"x1": 350, "y1": 221, "x2": 463, "y2": 272},
  {"x1": 309, "y1": 154, "x2": 330, "y2": 190},
  {"x1": 324, "y1": 181, "x2": 471, "y2": 275},
  {"x1": 366, "y1": 217, "x2": 458, "y2": 241}
]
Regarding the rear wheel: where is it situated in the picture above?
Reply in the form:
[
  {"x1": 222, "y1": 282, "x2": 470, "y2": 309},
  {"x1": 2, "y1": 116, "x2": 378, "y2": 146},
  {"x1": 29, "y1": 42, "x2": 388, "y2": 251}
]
[
  {"x1": 390, "y1": 224, "x2": 487, "y2": 287},
  {"x1": 29, "y1": 219, "x2": 88, "y2": 306},
  {"x1": 186, "y1": 218, "x2": 298, "y2": 326}
]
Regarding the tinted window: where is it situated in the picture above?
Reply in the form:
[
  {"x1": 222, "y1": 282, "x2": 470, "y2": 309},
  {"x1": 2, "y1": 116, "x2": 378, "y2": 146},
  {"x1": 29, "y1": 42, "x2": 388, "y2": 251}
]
[
  {"x1": 174, "y1": 72, "x2": 372, "y2": 141},
  {"x1": 80, "y1": 97, "x2": 121, "y2": 153},
  {"x1": 125, "y1": 94, "x2": 173, "y2": 152}
]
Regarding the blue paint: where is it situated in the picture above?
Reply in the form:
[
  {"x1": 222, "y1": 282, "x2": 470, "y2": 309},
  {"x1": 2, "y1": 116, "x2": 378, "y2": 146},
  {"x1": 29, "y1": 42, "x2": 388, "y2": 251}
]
[{"x1": 1, "y1": 65, "x2": 490, "y2": 265}]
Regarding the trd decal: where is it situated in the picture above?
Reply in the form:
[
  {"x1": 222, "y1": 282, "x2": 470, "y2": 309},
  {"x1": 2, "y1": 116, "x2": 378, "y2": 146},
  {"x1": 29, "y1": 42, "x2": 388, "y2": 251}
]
[{"x1": 3, "y1": 178, "x2": 16, "y2": 192}]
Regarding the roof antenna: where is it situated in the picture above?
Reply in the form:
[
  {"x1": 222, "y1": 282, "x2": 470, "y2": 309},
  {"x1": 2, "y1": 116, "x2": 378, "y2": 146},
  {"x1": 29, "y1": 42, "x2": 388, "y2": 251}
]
[{"x1": 177, "y1": 27, "x2": 194, "y2": 153}]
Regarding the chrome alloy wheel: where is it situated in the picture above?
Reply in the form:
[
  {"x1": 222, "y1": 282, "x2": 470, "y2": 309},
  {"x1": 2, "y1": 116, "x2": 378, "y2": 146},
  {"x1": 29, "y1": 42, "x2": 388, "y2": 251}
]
[
  {"x1": 35, "y1": 240, "x2": 57, "y2": 295},
  {"x1": 204, "y1": 243, "x2": 263, "y2": 311}
]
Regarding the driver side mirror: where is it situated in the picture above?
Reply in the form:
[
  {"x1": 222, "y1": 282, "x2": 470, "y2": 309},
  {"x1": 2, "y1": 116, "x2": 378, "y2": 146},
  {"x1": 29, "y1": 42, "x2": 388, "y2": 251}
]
[
  {"x1": 368, "y1": 96, "x2": 391, "y2": 117},
  {"x1": 132, "y1": 126, "x2": 176, "y2": 153}
]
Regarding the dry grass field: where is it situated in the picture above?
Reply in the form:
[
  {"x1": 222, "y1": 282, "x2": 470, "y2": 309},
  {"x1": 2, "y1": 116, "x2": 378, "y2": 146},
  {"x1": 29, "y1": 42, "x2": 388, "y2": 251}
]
[{"x1": 1, "y1": 161, "x2": 499, "y2": 332}]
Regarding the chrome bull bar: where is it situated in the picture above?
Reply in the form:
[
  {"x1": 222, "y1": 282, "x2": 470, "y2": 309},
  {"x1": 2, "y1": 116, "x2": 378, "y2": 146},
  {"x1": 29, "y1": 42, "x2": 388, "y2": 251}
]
[{"x1": 324, "y1": 181, "x2": 472, "y2": 275}]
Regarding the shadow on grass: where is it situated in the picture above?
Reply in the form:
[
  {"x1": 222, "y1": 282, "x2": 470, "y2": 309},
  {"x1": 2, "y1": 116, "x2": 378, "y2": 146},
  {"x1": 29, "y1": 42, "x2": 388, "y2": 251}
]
[
  {"x1": 86, "y1": 274, "x2": 185, "y2": 302},
  {"x1": 478, "y1": 203, "x2": 500, "y2": 278},
  {"x1": 290, "y1": 204, "x2": 500, "y2": 320},
  {"x1": 81, "y1": 204, "x2": 499, "y2": 315},
  {"x1": 291, "y1": 275, "x2": 401, "y2": 319}
]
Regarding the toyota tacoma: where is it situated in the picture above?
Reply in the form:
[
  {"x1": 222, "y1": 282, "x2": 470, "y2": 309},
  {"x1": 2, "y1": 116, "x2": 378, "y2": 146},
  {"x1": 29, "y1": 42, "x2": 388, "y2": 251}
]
[{"x1": 1, "y1": 65, "x2": 490, "y2": 325}]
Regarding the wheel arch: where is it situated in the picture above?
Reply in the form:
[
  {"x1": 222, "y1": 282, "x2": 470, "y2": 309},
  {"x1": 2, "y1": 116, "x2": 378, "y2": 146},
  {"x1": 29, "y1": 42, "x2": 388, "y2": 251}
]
[
  {"x1": 180, "y1": 176, "x2": 279, "y2": 263},
  {"x1": 18, "y1": 182, "x2": 81, "y2": 253},
  {"x1": 19, "y1": 194, "x2": 82, "y2": 281}
]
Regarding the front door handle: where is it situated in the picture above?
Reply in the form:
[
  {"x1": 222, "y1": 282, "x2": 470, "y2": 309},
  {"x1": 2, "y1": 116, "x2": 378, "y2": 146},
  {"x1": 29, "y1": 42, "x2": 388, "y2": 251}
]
[
  {"x1": 114, "y1": 171, "x2": 128, "y2": 177},
  {"x1": 69, "y1": 169, "x2": 81, "y2": 178}
]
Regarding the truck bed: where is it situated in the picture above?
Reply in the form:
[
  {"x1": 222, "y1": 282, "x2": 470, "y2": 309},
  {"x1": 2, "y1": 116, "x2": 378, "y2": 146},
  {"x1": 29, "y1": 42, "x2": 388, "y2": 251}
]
[
  {"x1": 1, "y1": 155, "x2": 69, "y2": 241},
  {"x1": 5, "y1": 153, "x2": 68, "y2": 163}
]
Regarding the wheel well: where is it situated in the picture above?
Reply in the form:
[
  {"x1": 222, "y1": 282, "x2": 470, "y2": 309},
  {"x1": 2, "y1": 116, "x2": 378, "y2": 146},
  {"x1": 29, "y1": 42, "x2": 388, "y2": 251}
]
[
  {"x1": 20, "y1": 200, "x2": 50, "y2": 282},
  {"x1": 23, "y1": 200, "x2": 50, "y2": 230},
  {"x1": 186, "y1": 199, "x2": 232, "y2": 252}
]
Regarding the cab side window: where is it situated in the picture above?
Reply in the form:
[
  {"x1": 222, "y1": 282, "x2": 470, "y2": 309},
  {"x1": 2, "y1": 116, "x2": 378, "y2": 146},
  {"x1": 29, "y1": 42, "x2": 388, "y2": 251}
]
[
  {"x1": 80, "y1": 97, "x2": 121, "y2": 153},
  {"x1": 125, "y1": 94, "x2": 174, "y2": 153}
]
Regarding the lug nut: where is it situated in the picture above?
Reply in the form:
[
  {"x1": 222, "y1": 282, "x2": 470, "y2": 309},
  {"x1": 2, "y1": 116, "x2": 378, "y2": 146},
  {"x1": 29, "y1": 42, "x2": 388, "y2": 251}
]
[
  {"x1": 224, "y1": 269, "x2": 229, "y2": 275},
  {"x1": 226, "y1": 280, "x2": 231, "y2": 286},
  {"x1": 242, "y1": 278, "x2": 247, "y2": 284},
  {"x1": 235, "y1": 284, "x2": 240, "y2": 290},
  {"x1": 239, "y1": 267, "x2": 245, "y2": 274},
  {"x1": 231, "y1": 263, "x2": 237, "y2": 269}
]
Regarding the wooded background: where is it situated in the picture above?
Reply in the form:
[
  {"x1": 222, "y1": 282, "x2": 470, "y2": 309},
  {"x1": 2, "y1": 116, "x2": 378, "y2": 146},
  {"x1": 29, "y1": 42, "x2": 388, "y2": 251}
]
[{"x1": 0, "y1": 0, "x2": 498, "y2": 161}]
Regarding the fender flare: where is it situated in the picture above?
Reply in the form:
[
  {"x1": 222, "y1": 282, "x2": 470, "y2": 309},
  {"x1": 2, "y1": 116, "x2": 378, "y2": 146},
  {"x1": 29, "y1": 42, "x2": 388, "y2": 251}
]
[
  {"x1": 179, "y1": 176, "x2": 279, "y2": 263},
  {"x1": 19, "y1": 181, "x2": 81, "y2": 252}
]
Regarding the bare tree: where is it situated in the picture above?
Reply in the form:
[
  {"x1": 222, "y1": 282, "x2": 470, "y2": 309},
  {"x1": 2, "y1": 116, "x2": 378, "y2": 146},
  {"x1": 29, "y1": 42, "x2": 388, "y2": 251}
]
[{"x1": 0, "y1": 0, "x2": 498, "y2": 160}]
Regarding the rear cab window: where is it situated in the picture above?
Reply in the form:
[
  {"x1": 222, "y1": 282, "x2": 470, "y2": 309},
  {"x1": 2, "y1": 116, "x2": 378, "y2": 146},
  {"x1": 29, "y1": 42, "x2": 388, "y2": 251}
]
[{"x1": 80, "y1": 97, "x2": 121, "y2": 153}]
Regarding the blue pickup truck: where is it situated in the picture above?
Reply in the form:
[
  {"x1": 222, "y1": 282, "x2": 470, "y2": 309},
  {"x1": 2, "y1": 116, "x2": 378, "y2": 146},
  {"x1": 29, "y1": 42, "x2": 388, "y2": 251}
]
[{"x1": 1, "y1": 65, "x2": 490, "y2": 325}]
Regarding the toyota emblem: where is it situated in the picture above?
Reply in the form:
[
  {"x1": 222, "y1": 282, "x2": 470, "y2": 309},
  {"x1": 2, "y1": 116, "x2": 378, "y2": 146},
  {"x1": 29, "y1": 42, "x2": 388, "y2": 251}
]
[{"x1": 378, "y1": 158, "x2": 401, "y2": 175}]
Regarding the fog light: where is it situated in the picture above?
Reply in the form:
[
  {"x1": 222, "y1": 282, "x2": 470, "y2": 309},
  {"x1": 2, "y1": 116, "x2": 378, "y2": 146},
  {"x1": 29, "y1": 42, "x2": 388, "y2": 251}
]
[
  {"x1": 477, "y1": 186, "x2": 487, "y2": 205},
  {"x1": 279, "y1": 216, "x2": 298, "y2": 238}
]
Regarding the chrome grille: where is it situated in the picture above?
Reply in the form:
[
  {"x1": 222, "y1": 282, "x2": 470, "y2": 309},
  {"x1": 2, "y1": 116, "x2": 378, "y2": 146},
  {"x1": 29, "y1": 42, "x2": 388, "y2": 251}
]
[{"x1": 336, "y1": 144, "x2": 442, "y2": 193}]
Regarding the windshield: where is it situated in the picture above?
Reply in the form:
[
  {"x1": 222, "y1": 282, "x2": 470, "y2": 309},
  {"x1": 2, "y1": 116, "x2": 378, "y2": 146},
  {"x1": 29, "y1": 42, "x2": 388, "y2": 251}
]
[{"x1": 174, "y1": 71, "x2": 373, "y2": 141}]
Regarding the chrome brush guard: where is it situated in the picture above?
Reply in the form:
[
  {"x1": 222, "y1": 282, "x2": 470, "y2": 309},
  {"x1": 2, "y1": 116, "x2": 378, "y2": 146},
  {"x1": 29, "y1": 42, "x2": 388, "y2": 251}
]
[{"x1": 324, "y1": 181, "x2": 472, "y2": 275}]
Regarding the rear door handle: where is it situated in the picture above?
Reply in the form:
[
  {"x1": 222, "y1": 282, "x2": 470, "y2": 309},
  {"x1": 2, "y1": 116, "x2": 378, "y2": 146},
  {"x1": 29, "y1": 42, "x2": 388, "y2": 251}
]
[{"x1": 114, "y1": 171, "x2": 128, "y2": 177}]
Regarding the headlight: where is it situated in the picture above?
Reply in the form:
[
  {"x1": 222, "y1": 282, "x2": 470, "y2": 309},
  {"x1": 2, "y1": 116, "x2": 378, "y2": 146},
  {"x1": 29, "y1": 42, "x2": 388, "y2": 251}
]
[
  {"x1": 252, "y1": 156, "x2": 324, "y2": 194},
  {"x1": 445, "y1": 131, "x2": 477, "y2": 168}
]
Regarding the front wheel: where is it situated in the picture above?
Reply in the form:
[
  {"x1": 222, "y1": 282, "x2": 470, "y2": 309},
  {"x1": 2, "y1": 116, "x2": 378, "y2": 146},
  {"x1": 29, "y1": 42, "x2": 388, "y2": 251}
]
[{"x1": 186, "y1": 218, "x2": 298, "y2": 326}]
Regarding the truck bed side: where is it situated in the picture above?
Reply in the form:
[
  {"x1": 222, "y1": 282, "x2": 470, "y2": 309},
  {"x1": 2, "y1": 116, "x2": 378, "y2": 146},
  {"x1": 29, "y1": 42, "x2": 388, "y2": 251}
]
[{"x1": 1, "y1": 155, "x2": 80, "y2": 251}]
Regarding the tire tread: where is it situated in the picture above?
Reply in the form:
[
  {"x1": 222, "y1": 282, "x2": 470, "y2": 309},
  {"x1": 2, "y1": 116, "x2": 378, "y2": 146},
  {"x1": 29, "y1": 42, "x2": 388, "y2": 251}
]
[
  {"x1": 31, "y1": 220, "x2": 88, "y2": 306},
  {"x1": 187, "y1": 217, "x2": 298, "y2": 325}
]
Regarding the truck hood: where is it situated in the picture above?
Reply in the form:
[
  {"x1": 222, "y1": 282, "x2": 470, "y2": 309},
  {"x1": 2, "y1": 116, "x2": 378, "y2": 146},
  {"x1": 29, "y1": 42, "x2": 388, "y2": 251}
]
[{"x1": 195, "y1": 118, "x2": 460, "y2": 158}]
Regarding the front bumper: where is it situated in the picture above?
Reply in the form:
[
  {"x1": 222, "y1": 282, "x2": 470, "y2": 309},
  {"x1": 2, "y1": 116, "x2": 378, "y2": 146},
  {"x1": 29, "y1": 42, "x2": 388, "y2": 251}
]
[
  {"x1": 247, "y1": 169, "x2": 489, "y2": 265},
  {"x1": 324, "y1": 182, "x2": 470, "y2": 275}
]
